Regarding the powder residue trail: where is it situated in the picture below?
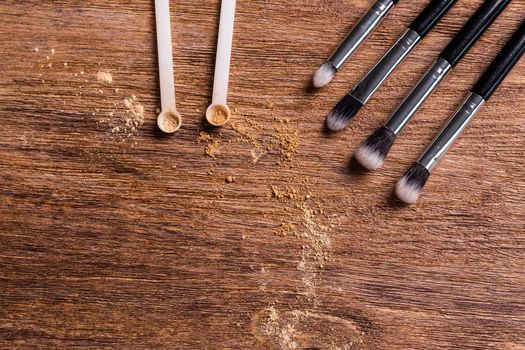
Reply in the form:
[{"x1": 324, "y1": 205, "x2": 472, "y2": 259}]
[
  {"x1": 269, "y1": 180, "x2": 334, "y2": 268},
  {"x1": 195, "y1": 102, "x2": 337, "y2": 304},
  {"x1": 268, "y1": 175, "x2": 340, "y2": 305},
  {"x1": 251, "y1": 307, "x2": 365, "y2": 350}
]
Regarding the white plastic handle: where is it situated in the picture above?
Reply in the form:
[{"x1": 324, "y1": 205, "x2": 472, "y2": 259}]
[
  {"x1": 212, "y1": 0, "x2": 237, "y2": 106},
  {"x1": 155, "y1": 0, "x2": 176, "y2": 113}
]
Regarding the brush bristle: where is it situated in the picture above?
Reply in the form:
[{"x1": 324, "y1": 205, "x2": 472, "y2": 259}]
[
  {"x1": 395, "y1": 163, "x2": 430, "y2": 204},
  {"x1": 312, "y1": 62, "x2": 337, "y2": 88},
  {"x1": 326, "y1": 95, "x2": 363, "y2": 131},
  {"x1": 355, "y1": 126, "x2": 396, "y2": 170}
]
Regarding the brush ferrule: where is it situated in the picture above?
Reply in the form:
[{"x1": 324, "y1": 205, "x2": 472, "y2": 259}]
[
  {"x1": 419, "y1": 92, "x2": 485, "y2": 172},
  {"x1": 329, "y1": 0, "x2": 395, "y2": 70},
  {"x1": 351, "y1": 28, "x2": 421, "y2": 105},
  {"x1": 385, "y1": 57, "x2": 452, "y2": 135}
]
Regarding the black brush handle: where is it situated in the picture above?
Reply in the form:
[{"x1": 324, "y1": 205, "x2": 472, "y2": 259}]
[
  {"x1": 440, "y1": 0, "x2": 511, "y2": 67},
  {"x1": 409, "y1": 0, "x2": 457, "y2": 38},
  {"x1": 473, "y1": 20, "x2": 525, "y2": 101}
]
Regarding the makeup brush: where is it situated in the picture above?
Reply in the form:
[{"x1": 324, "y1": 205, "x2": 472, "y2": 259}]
[
  {"x1": 312, "y1": 0, "x2": 399, "y2": 88},
  {"x1": 155, "y1": 0, "x2": 182, "y2": 134},
  {"x1": 396, "y1": 19, "x2": 525, "y2": 204},
  {"x1": 356, "y1": 0, "x2": 511, "y2": 170},
  {"x1": 206, "y1": 0, "x2": 236, "y2": 127},
  {"x1": 326, "y1": 0, "x2": 457, "y2": 131}
]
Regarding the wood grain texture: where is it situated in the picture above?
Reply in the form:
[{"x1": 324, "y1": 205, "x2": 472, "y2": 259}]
[{"x1": 1, "y1": 1, "x2": 524, "y2": 349}]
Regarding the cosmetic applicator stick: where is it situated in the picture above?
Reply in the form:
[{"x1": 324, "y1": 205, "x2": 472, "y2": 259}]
[
  {"x1": 396, "y1": 19, "x2": 525, "y2": 204},
  {"x1": 206, "y1": 0, "x2": 236, "y2": 127},
  {"x1": 356, "y1": 0, "x2": 511, "y2": 170},
  {"x1": 155, "y1": 0, "x2": 182, "y2": 134},
  {"x1": 326, "y1": 0, "x2": 457, "y2": 131},
  {"x1": 312, "y1": 0, "x2": 399, "y2": 88}
]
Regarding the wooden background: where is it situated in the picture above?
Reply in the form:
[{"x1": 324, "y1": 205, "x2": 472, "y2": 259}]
[{"x1": 1, "y1": 1, "x2": 524, "y2": 349}]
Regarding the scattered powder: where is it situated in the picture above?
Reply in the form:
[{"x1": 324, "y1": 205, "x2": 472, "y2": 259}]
[
  {"x1": 205, "y1": 140, "x2": 221, "y2": 158},
  {"x1": 274, "y1": 119, "x2": 299, "y2": 162},
  {"x1": 97, "y1": 70, "x2": 113, "y2": 84},
  {"x1": 268, "y1": 306, "x2": 279, "y2": 322},
  {"x1": 192, "y1": 104, "x2": 338, "y2": 307},
  {"x1": 267, "y1": 176, "x2": 337, "y2": 305},
  {"x1": 269, "y1": 184, "x2": 299, "y2": 201},
  {"x1": 300, "y1": 204, "x2": 331, "y2": 268},
  {"x1": 109, "y1": 96, "x2": 145, "y2": 137},
  {"x1": 276, "y1": 222, "x2": 297, "y2": 237},
  {"x1": 198, "y1": 132, "x2": 222, "y2": 157},
  {"x1": 251, "y1": 149, "x2": 267, "y2": 164},
  {"x1": 253, "y1": 308, "x2": 365, "y2": 350},
  {"x1": 123, "y1": 96, "x2": 144, "y2": 129},
  {"x1": 230, "y1": 121, "x2": 260, "y2": 148},
  {"x1": 244, "y1": 118, "x2": 262, "y2": 130},
  {"x1": 210, "y1": 110, "x2": 228, "y2": 125},
  {"x1": 270, "y1": 185, "x2": 285, "y2": 199},
  {"x1": 198, "y1": 132, "x2": 213, "y2": 143}
]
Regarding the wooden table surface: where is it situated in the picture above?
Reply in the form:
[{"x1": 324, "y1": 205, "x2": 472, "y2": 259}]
[{"x1": 1, "y1": 1, "x2": 524, "y2": 349}]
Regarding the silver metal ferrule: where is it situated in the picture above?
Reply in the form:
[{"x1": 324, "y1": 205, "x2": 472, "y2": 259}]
[
  {"x1": 351, "y1": 28, "x2": 421, "y2": 105},
  {"x1": 418, "y1": 92, "x2": 486, "y2": 172},
  {"x1": 385, "y1": 57, "x2": 452, "y2": 135},
  {"x1": 329, "y1": 0, "x2": 395, "y2": 69}
]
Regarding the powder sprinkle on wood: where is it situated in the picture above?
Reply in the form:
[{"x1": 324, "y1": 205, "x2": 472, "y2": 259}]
[
  {"x1": 96, "y1": 70, "x2": 113, "y2": 84},
  {"x1": 205, "y1": 140, "x2": 221, "y2": 158}
]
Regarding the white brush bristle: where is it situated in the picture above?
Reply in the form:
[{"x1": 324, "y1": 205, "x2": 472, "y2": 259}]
[
  {"x1": 326, "y1": 110, "x2": 347, "y2": 131},
  {"x1": 355, "y1": 144, "x2": 385, "y2": 170},
  {"x1": 313, "y1": 62, "x2": 336, "y2": 88},
  {"x1": 395, "y1": 176, "x2": 422, "y2": 204}
]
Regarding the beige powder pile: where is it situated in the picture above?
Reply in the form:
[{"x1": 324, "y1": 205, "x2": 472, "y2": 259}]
[
  {"x1": 198, "y1": 132, "x2": 222, "y2": 158},
  {"x1": 198, "y1": 132, "x2": 213, "y2": 143},
  {"x1": 96, "y1": 70, "x2": 113, "y2": 84},
  {"x1": 205, "y1": 140, "x2": 221, "y2": 158}
]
